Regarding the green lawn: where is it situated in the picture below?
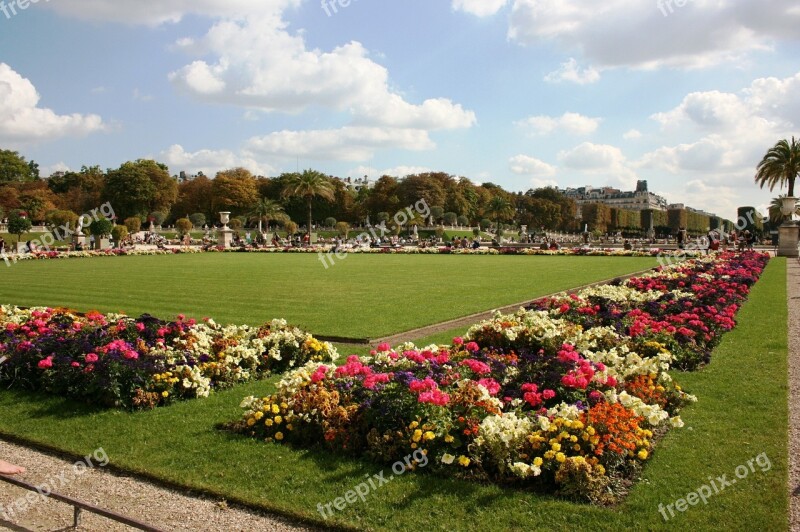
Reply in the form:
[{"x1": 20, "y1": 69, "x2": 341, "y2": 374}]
[
  {"x1": 0, "y1": 259, "x2": 787, "y2": 531},
  {"x1": 0, "y1": 254, "x2": 655, "y2": 339}
]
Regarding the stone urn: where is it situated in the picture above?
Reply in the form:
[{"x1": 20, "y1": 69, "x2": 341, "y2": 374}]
[
  {"x1": 219, "y1": 212, "x2": 231, "y2": 230},
  {"x1": 780, "y1": 196, "x2": 797, "y2": 220}
]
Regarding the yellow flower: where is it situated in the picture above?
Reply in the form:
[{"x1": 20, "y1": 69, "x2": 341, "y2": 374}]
[
  {"x1": 409, "y1": 421, "x2": 419, "y2": 429},
  {"x1": 274, "y1": 415, "x2": 283, "y2": 424},
  {"x1": 444, "y1": 434, "x2": 454, "y2": 443},
  {"x1": 458, "y1": 456, "x2": 471, "y2": 467},
  {"x1": 411, "y1": 443, "x2": 417, "y2": 449},
  {"x1": 551, "y1": 443, "x2": 561, "y2": 452},
  {"x1": 161, "y1": 391, "x2": 169, "y2": 398},
  {"x1": 265, "y1": 419, "x2": 274, "y2": 427},
  {"x1": 286, "y1": 423, "x2": 294, "y2": 431},
  {"x1": 272, "y1": 404, "x2": 280, "y2": 414},
  {"x1": 412, "y1": 429, "x2": 423, "y2": 442},
  {"x1": 638, "y1": 449, "x2": 649, "y2": 460},
  {"x1": 586, "y1": 426, "x2": 596, "y2": 436},
  {"x1": 254, "y1": 411, "x2": 264, "y2": 420},
  {"x1": 246, "y1": 417, "x2": 256, "y2": 426},
  {"x1": 596, "y1": 464, "x2": 606, "y2": 475},
  {"x1": 556, "y1": 453, "x2": 566, "y2": 463},
  {"x1": 424, "y1": 431, "x2": 436, "y2": 441},
  {"x1": 533, "y1": 457, "x2": 543, "y2": 467},
  {"x1": 275, "y1": 432, "x2": 284, "y2": 441}
]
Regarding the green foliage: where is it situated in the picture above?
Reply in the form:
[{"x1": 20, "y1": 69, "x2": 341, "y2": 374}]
[
  {"x1": 334, "y1": 221, "x2": 350, "y2": 237},
  {"x1": 124, "y1": 216, "x2": 142, "y2": 234},
  {"x1": 457, "y1": 215, "x2": 469, "y2": 226},
  {"x1": 175, "y1": 218, "x2": 193, "y2": 236},
  {"x1": 7, "y1": 210, "x2": 32, "y2": 242},
  {"x1": 0, "y1": 150, "x2": 36, "y2": 183},
  {"x1": 229, "y1": 218, "x2": 243, "y2": 231},
  {"x1": 324, "y1": 216, "x2": 337, "y2": 227},
  {"x1": 443, "y1": 211, "x2": 457, "y2": 225},
  {"x1": 89, "y1": 218, "x2": 114, "y2": 237},
  {"x1": 111, "y1": 225, "x2": 128, "y2": 244},
  {"x1": 755, "y1": 137, "x2": 800, "y2": 197},
  {"x1": 189, "y1": 213, "x2": 206, "y2": 227},
  {"x1": 149, "y1": 211, "x2": 167, "y2": 226},
  {"x1": 105, "y1": 160, "x2": 177, "y2": 219},
  {"x1": 46, "y1": 210, "x2": 79, "y2": 232}
]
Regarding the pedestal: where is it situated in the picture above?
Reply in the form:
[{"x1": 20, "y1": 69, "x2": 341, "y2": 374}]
[
  {"x1": 778, "y1": 223, "x2": 799, "y2": 257},
  {"x1": 94, "y1": 237, "x2": 110, "y2": 251},
  {"x1": 217, "y1": 230, "x2": 233, "y2": 248},
  {"x1": 72, "y1": 234, "x2": 87, "y2": 250}
]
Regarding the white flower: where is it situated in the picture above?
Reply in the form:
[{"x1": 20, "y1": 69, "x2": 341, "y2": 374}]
[{"x1": 441, "y1": 453, "x2": 455, "y2": 465}]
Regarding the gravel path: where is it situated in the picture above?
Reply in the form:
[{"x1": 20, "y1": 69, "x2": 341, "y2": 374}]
[
  {"x1": 789, "y1": 258, "x2": 800, "y2": 532},
  {"x1": 0, "y1": 440, "x2": 319, "y2": 532}
]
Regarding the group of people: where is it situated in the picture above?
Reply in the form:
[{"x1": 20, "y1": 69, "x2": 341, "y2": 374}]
[{"x1": 676, "y1": 227, "x2": 756, "y2": 252}]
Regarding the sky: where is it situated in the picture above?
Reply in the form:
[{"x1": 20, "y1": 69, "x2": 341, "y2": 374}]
[{"x1": 1, "y1": 0, "x2": 799, "y2": 220}]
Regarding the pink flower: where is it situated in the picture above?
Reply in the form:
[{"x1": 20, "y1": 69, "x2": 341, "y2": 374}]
[
  {"x1": 311, "y1": 365, "x2": 328, "y2": 383},
  {"x1": 177, "y1": 314, "x2": 186, "y2": 321},
  {"x1": 542, "y1": 389, "x2": 556, "y2": 400},
  {"x1": 71, "y1": 361, "x2": 81, "y2": 368},
  {"x1": 452, "y1": 337, "x2": 464, "y2": 346},
  {"x1": 460, "y1": 359, "x2": 491, "y2": 375},
  {"x1": 85, "y1": 353, "x2": 99, "y2": 363},
  {"x1": 135, "y1": 322, "x2": 146, "y2": 332},
  {"x1": 37, "y1": 356, "x2": 53, "y2": 369},
  {"x1": 477, "y1": 378, "x2": 500, "y2": 396},
  {"x1": 376, "y1": 342, "x2": 391, "y2": 352},
  {"x1": 465, "y1": 341, "x2": 480, "y2": 353}
]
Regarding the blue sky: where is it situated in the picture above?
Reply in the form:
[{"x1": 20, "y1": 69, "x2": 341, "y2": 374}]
[{"x1": 1, "y1": 0, "x2": 799, "y2": 219}]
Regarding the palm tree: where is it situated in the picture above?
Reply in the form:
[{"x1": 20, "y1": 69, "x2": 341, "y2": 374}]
[
  {"x1": 281, "y1": 170, "x2": 335, "y2": 237},
  {"x1": 755, "y1": 137, "x2": 800, "y2": 197},
  {"x1": 485, "y1": 196, "x2": 514, "y2": 238},
  {"x1": 248, "y1": 198, "x2": 286, "y2": 233}
]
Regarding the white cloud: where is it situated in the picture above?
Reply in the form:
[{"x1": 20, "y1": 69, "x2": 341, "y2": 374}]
[
  {"x1": 623, "y1": 129, "x2": 642, "y2": 140},
  {"x1": 452, "y1": 0, "x2": 508, "y2": 17},
  {"x1": 40, "y1": 162, "x2": 71, "y2": 177},
  {"x1": 509, "y1": 154, "x2": 557, "y2": 177},
  {"x1": 158, "y1": 144, "x2": 275, "y2": 176},
  {"x1": 168, "y1": 18, "x2": 475, "y2": 131},
  {"x1": 516, "y1": 112, "x2": 599, "y2": 135},
  {"x1": 0, "y1": 63, "x2": 105, "y2": 145},
  {"x1": 509, "y1": 0, "x2": 798, "y2": 70},
  {"x1": 558, "y1": 142, "x2": 637, "y2": 188},
  {"x1": 133, "y1": 88, "x2": 154, "y2": 102},
  {"x1": 245, "y1": 127, "x2": 434, "y2": 161},
  {"x1": 544, "y1": 58, "x2": 600, "y2": 85}
]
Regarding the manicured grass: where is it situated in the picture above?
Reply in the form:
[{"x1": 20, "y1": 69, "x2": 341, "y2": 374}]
[
  {"x1": 0, "y1": 254, "x2": 655, "y2": 339},
  {"x1": 0, "y1": 258, "x2": 787, "y2": 531}
]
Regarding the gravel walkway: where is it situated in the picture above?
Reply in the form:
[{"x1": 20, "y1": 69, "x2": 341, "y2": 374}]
[
  {"x1": 789, "y1": 258, "x2": 800, "y2": 532},
  {"x1": 0, "y1": 440, "x2": 319, "y2": 532}
]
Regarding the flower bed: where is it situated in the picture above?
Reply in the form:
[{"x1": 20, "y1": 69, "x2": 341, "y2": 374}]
[
  {"x1": 10, "y1": 245, "x2": 697, "y2": 262},
  {"x1": 0, "y1": 307, "x2": 338, "y2": 409},
  {"x1": 233, "y1": 252, "x2": 769, "y2": 503}
]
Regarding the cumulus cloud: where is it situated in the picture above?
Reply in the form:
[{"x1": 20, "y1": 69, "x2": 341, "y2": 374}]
[
  {"x1": 452, "y1": 0, "x2": 508, "y2": 17},
  {"x1": 509, "y1": 154, "x2": 557, "y2": 177},
  {"x1": 623, "y1": 129, "x2": 642, "y2": 140},
  {"x1": 508, "y1": 0, "x2": 798, "y2": 70},
  {"x1": 516, "y1": 112, "x2": 600, "y2": 135},
  {"x1": 0, "y1": 63, "x2": 105, "y2": 145},
  {"x1": 558, "y1": 142, "x2": 637, "y2": 188},
  {"x1": 544, "y1": 58, "x2": 600, "y2": 85},
  {"x1": 245, "y1": 127, "x2": 435, "y2": 162},
  {"x1": 159, "y1": 144, "x2": 275, "y2": 176},
  {"x1": 348, "y1": 165, "x2": 433, "y2": 179}
]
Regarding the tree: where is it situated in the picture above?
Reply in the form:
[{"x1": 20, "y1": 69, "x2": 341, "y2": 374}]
[
  {"x1": 111, "y1": 225, "x2": 128, "y2": 247},
  {"x1": 124, "y1": 216, "x2": 142, "y2": 234},
  {"x1": 89, "y1": 218, "x2": 113, "y2": 237},
  {"x1": 229, "y1": 218, "x2": 243, "y2": 231},
  {"x1": 0, "y1": 150, "x2": 35, "y2": 183},
  {"x1": 284, "y1": 220, "x2": 298, "y2": 236},
  {"x1": 46, "y1": 210, "x2": 79, "y2": 235},
  {"x1": 104, "y1": 160, "x2": 177, "y2": 219},
  {"x1": 175, "y1": 218, "x2": 193, "y2": 236},
  {"x1": 324, "y1": 217, "x2": 337, "y2": 228},
  {"x1": 755, "y1": 137, "x2": 800, "y2": 197},
  {"x1": 189, "y1": 213, "x2": 206, "y2": 228},
  {"x1": 213, "y1": 168, "x2": 259, "y2": 215},
  {"x1": 149, "y1": 211, "x2": 167, "y2": 227},
  {"x1": 443, "y1": 212, "x2": 457, "y2": 226},
  {"x1": 769, "y1": 195, "x2": 798, "y2": 224},
  {"x1": 248, "y1": 198, "x2": 286, "y2": 233},
  {"x1": 457, "y1": 215, "x2": 469, "y2": 227},
  {"x1": 335, "y1": 221, "x2": 351, "y2": 238},
  {"x1": 486, "y1": 196, "x2": 513, "y2": 236},
  {"x1": 430, "y1": 206, "x2": 444, "y2": 224},
  {"x1": 172, "y1": 175, "x2": 214, "y2": 222},
  {"x1": 281, "y1": 170, "x2": 335, "y2": 235},
  {"x1": 7, "y1": 210, "x2": 32, "y2": 244}
]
